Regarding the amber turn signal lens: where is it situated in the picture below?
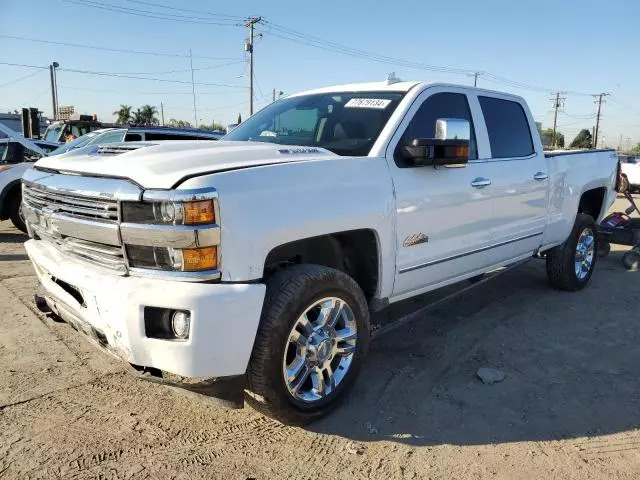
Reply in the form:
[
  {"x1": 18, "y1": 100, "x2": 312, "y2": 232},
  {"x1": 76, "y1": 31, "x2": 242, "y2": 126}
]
[
  {"x1": 182, "y1": 246, "x2": 217, "y2": 271},
  {"x1": 183, "y1": 200, "x2": 215, "y2": 225}
]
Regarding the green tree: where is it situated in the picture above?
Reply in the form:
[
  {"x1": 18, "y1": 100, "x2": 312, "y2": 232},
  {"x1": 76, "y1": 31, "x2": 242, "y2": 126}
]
[
  {"x1": 632, "y1": 143, "x2": 640, "y2": 153},
  {"x1": 167, "y1": 118, "x2": 192, "y2": 128},
  {"x1": 198, "y1": 122, "x2": 226, "y2": 132},
  {"x1": 113, "y1": 104, "x2": 133, "y2": 124},
  {"x1": 237, "y1": 113, "x2": 242, "y2": 124},
  {"x1": 139, "y1": 105, "x2": 158, "y2": 125},
  {"x1": 570, "y1": 129, "x2": 593, "y2": 149},
  {"x1": 540, "y1": 128, "x2": 565, "y2": 149}
]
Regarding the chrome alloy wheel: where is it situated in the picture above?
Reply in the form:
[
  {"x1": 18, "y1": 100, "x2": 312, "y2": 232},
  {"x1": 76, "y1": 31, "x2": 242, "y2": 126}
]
[
  {"x1": 282, "y1": 297, "x2": 358, "y2": 403},
  {"x1": 575, "y1": 226, "x2": 595, "y2": 280}
]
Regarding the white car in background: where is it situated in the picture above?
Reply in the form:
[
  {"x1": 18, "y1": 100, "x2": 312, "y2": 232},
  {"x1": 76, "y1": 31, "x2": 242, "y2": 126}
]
[{"x1": 619, "y1": 154, "x2": 640, "y2": 192}]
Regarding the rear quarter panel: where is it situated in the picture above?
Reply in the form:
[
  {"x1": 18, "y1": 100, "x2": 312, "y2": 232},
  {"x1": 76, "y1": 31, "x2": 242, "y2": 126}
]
[
  {"x1": 179, "y1": 156, "x2": 397, "y2": 299},
  {"x1": 542, "y1": 150, "x2": 617, "y2": 248}
]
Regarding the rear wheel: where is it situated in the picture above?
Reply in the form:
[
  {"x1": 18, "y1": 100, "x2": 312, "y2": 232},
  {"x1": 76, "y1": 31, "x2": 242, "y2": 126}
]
[
  {"x1": 546, "y1": 214, "x2": 598, "y2": 291},
  {"x1": 8, "y1": 193, "x2": 26, "y2": 233},
  {"x1": 620, "y1": 176, "x2": 630, "y2": 193},
  {"x1": 246, "y1": 264, "x2": 370, "y2": 425}
]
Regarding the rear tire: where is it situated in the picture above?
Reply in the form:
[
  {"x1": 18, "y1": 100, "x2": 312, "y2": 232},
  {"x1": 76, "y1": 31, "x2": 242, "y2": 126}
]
[
  {"x1": 620, "y1": 176, "x2": 630, "y2": 193},
  {"x1": 246, "y1": 264, "x2": 370, "y2": 425},
  {"x1": 546, "y1": 214, "x2": 598, "y2": 291},
  {"x1": 8, "y1": 193, "x2": 27, "y2": 233}
]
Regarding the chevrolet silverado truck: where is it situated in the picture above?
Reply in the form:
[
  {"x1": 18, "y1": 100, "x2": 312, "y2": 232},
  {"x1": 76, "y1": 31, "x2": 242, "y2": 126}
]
[{"x1": 22, "y1": 80, "x2": 619, "y2": 424}]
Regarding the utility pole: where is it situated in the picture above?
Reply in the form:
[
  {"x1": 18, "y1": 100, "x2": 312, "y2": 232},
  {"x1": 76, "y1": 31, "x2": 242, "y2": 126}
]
[
  {"x1": 189, "y1": 49, "x2": 198, "y2": 127},
  {"x1": 593, "y1": 93, "x2": 609, "y2": 149},
  {"x1": 49, "y1": 62, "x2": 59, "y2": 120},
  {"x1": 272, "y1": 88, "x2": 276, "y2": 102},
  {"x1": 550, "y1": 92, "x2": 565, "y2": 148},
  {"x1": 160, "y1": 102, "x2": 165, "y2": 126},
  {"x1": 468, "y1": 72, "x2": 482, "y2": 87},
  {"x1": 245, "y1": 16, "x2": 261, "y2": 116}
]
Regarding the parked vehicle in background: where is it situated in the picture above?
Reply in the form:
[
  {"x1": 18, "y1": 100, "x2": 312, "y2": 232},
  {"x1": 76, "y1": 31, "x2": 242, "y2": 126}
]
[
  {"x1": 50, "y1": 126, "x2": 223, "y2": 156},
  {"x1": 0, "y1": 124, "x2": 55, "y2": 232},
  {"x1": 23, "y1": 80, "x2": 619, "y2": 424},
  {"x1": 43, "y1": 117, "x2": 106, "y2": 144},
  {"x1": 618, "y1": 154, "x2": 639, "y2": 192}
]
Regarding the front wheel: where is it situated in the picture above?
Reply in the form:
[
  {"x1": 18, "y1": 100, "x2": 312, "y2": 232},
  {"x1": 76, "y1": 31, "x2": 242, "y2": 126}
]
[
  {"x1": 546, "y1": 214, "x2": 598, "y2": 291},
  {"x1": 246, "y1": 264, "x2": 370, "y2": 425}
]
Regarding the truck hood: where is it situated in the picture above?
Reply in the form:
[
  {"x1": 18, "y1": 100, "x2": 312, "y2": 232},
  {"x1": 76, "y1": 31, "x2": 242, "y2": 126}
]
[{"x1": 34, "y1": 140, "x2": 339, "y2": 188}]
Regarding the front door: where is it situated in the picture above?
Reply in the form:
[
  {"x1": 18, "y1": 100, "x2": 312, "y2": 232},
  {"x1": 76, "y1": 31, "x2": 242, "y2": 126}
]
[{"x1": 387, "y1": 88, "x2": 498, "y2": 300}]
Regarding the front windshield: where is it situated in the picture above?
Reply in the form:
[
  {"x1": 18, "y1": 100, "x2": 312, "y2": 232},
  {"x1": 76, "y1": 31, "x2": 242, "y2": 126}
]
[
  {"x1": 49, "y1": 130, "x2": 102, "y2": 156},
  {"x1": 224, "y1": 91, "x2": 405, "y2": 156},
  {"x1": 44, "y1": 125, "x2": 63, "y2": 143}
]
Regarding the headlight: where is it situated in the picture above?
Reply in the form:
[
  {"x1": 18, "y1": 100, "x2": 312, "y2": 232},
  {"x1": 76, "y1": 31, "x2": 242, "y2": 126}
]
[
  {"x1": 122, "y1": 200, "x2": 215, "y2": 225},
  {"x1": 127, "y1": 245, "x2": 217, "y2": 271}
]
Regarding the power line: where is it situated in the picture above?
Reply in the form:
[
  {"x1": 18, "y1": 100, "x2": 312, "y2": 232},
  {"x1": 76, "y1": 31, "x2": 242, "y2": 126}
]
[
  {"x1": 0, "y1": 61, "x2": 247, "y2": 88},
  {"x1": 0, "y1": 34, "x2": 237, "y2": 60},
  {"x1": 258, "y1": 22, "x2": 473, "y2": 75},
  {"x1": 120, "y1": 0, "x2": 244, "y2": 20},
  {"x1": 609, "y1": 96, "x2": 640, "y2": 115},
  {"x1": 0, "y1": 69, "x2": 43, "y2": 88},
  {"x1": 57, "y1": 85, "x2": 235, "y2": 96},
  {"x1": 64, "y1": 0, "x2": 242, "y2": 26},
  {"x1": 96, "y1": 60, "x2": 244, "y2": 76}
]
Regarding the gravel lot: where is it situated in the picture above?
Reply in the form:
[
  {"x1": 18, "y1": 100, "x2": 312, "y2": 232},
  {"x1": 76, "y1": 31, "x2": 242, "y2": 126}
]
[{"x1": 2, "y1": 197, "x2": 640, "y2": 480}]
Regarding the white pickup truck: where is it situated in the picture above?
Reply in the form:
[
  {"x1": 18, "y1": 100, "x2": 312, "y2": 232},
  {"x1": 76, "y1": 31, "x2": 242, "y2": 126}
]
[{"x1": 22, "y1": 80, "x2": 619, "y2": 424}]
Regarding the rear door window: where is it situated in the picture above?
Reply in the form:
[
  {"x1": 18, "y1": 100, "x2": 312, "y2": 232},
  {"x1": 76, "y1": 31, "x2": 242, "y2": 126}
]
[
  {"x1": 479, "y1": 96, "x2": 534, "y2": 158},
  {"x1": 125, "y1": 133, "x2": 143, "y2": 141}
]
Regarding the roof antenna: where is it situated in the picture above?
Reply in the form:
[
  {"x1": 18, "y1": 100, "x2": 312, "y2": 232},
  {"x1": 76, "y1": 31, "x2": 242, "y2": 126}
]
[{"x1": 386, "y1": 72, "x2": 401, "y2": 85}]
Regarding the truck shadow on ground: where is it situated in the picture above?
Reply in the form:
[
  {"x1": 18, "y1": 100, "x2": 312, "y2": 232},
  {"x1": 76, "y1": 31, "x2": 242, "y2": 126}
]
[
  {"x1": 0, "y1": 231, "x2": 28, "y2": 243},
  {"x1": 310, "y1": 253, "x2": 640, "y2": 447}
]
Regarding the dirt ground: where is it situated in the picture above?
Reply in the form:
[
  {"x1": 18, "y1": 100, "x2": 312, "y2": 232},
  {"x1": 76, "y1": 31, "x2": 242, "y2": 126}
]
[{"x1": 1, "y1": 197, "x2": 640, "y2": 480}]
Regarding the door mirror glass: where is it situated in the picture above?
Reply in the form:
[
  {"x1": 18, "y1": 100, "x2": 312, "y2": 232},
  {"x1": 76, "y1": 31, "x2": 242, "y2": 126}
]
[
  {"x1": 403, "y1": 118, "x2": 470, "y2": 167},
  {"x1": 435, "y1": 118, "x2": 470, "y2": 141}
]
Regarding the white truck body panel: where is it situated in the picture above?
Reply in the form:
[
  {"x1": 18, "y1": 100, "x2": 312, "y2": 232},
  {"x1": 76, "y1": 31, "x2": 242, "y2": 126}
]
[{"x1": 22, "y1": 81, "x2": 619, "y2": 378}]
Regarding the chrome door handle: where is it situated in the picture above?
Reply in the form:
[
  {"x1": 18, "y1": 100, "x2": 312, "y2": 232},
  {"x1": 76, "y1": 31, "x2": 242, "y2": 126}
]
[
  {"x1": 471, "y1": 177, "x2": 491, "y2": 188},
  {"x1": 533, "y1": 172, "x2": 549, "y2": 181}
]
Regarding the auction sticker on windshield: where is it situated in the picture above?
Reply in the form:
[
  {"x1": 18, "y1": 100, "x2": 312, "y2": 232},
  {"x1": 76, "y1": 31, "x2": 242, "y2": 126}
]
[{"x1": 344, "y1": 98, "x2": 392, "y2": 109}]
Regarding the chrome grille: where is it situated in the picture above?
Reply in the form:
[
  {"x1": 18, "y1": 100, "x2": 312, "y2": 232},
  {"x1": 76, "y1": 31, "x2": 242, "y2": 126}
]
[
  {"x1": 32, "y1": 230, "x2": 127, "y2": 275},
  {"x1": 64, "y1": 238, "x2": 126, "y2": 273},
  {"x1": 23, "y1": 183, "x2": 119, "y2": 222}
]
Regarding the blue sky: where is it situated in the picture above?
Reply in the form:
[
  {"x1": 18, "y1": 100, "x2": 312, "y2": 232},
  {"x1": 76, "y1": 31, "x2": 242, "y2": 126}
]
[{"x1": 2, "y1": 0, "x2": 639, "y2": 147}]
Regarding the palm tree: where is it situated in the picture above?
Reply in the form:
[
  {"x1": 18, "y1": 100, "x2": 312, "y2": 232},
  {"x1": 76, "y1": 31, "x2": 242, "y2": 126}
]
[
  {"x1": 139, "y1": 105, "x2": 159, "y2": 125},
  {"x1": 113, "y1": 105, "x2": 133, "y2": 124}
]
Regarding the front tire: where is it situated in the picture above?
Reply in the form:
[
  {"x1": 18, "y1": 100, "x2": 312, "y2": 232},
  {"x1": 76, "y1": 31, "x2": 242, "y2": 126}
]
[
  {"x1": 546, "y1": 213, "x2": 598, "y2": 291},
  {"x1": 8, "y1": 193, "x2": 27, "y2": 233},
  {"x1": 246, "y1": 264, "x2": 370, "y2": 425}
]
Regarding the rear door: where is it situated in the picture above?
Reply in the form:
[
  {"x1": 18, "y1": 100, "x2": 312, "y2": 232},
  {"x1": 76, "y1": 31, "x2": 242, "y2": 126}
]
[{"x1": 474, "y1": 94, "x2": 548, "y2": 258}]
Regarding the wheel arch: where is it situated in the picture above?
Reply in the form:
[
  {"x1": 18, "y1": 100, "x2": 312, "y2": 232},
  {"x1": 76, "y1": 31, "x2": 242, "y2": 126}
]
[
  {"x1": 0, "y1": 179, "x2": 21, "y2": 220},
  {"x1": 263, "y1": 229, "x2": 381, "y2": 303},
  {"x1": 578, "y1": 187, "x2": 607, "y2": 221}
]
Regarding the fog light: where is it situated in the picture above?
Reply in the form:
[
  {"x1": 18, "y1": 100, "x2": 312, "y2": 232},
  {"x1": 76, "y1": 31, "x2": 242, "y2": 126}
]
[{"x1": 171, "y1": 311, "x2": 191, "y2": 339}]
